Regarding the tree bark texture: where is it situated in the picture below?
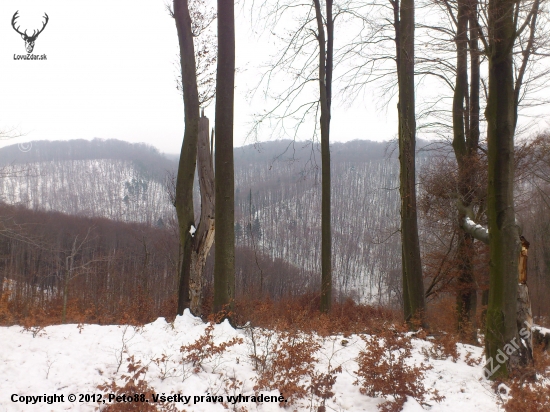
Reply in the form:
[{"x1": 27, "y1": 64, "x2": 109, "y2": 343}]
[
  {"x1": 213, "y1": 0, "x2": 236, "y2": 314},
  {"x1": 189, "y1": 113, "x2": 215, "y2": 317},
  {"x1": 174, "y1": 0, "x2": 200, "y2": 316},
  {"x1": 485, "y1": 0, "x2": 525, "y2": 378},
  {"x1": 313, "y1": 0, "x2": 333, "y2": 313},
  {"x1": 517, "y1": 237, "x2": 533, "y2": 362},
  {"x1": 397, "y1": 0, "x2": 425, "y2": 323},
  {"x1": 468, "y1": 0, "x2": 480, "y2": 153}
]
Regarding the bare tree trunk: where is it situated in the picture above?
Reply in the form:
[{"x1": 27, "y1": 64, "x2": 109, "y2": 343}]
[
  {"x1": 391, "y1": 0, "x2": 411, "y2": 321},
  {"x1": 62, "y1": 258, "x2": 70, "y2": 324},
  {"x1": 484, "y1": 0, "x2": 526, "y2": 378},
  {"x1": 189, "y1": 113, "x2": 215, "y2": 317},
  {"x1": 513, "y1": 0, "x2": 540, "y2": 128},
  {"x1": 517, "y1": 236, "x2": 534, "y2": 362},
  {"x1": 452, "y1": 0, "x2": 477, "y2": 341},
  {"x1": 455, "y1": 234, "x2": 477, "y2": 339},
  {"x1": 173, "y1": 0, "x2": 200, "y2": 316},
  {"x1": 451, "y1": 0, "x2": 469, "y2": 161},
  {"x1": 468, "y1": 0, "x2": 480, "y2": 153},
  {"x1": 213, "y1": 0, "x2": 236, "y2": 315},
  {"x1": 313, "y1": 0, "x2": 333, "y2": 313},
  {"x1": 62, "y1": 237, "x2": 77, "y2": 324},
  {"x1": 397, "y1": 0, "x2": 425, "y2": 324},
  {"x1": 402, "y1": 248, "x2": 411, "y2": 320}
]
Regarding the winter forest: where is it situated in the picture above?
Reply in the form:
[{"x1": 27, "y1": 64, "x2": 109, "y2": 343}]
[{"x1": 1, "y1": 0, "x2": 550, "y2": 410}]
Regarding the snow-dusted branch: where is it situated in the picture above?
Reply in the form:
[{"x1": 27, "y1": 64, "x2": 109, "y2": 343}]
[
  {"x1": 455, "y1": 199, "x2": 489, "y2": 244},
  {"x1": 461, "y1": 216, "x2": 489, "y2": 245}
]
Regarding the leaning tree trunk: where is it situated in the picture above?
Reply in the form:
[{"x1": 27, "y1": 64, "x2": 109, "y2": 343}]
[
  {"x1": 213, "y1": 0, "x2": 236, "y2": 315},
  {"x1": 189, "y1": 113, "x2": 215, "y2": 317},
  {"x1": 484, "y1": 0, "x2": 530, "y2": 378},
  {"x1": 174, "y1": 0, "x2": 200, "y2": 316},
  {"x1": 397, "y1": 0, "x2": 425, "y2": 324}
]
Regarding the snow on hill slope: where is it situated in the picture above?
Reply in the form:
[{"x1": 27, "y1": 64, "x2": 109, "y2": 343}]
[
  {"x1": 0, "y1": 139, "x2": 408, "y2": 304},
  {"x1": 0, "y1": 159, "x2": 174, "y2": 226},
  {"x1": 0, "y1": 313, "x2": 501, "y2": 412}
]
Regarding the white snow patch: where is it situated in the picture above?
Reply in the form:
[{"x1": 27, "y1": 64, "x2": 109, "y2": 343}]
[{"x1": 0, "y1": 314, "x2": 504, "y2": 411}]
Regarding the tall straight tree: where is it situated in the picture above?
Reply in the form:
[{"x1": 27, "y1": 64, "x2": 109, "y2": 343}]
[
  {"x1": 173, "y1": 0, "x2": 200, "y2": 316},
  {"x1": 249, "y1": 0, "x2": 335, "y2": 312},
  {"x1": 449, "y1": 0, "x2": 480, "y2": 340},
  {"x1": 313, "y1": 0, "x2": 333, "y2": 313},
  {"x1": 484, "y1": 0, "x2": 523, "y2": 378},
  {"x1": 213, "y1": 0, "x2": 236, "y2": 314},
  {"x1": 396, "y1": 0, "x2": 425, "y2": 323}
]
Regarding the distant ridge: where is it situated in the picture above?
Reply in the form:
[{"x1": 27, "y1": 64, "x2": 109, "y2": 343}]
[
  {"x1": 1, "y1": 137, "x2": 434, "y2": 168},
  {"x1": 0, "y1": 138, "x2": 177, "y2": 181}
]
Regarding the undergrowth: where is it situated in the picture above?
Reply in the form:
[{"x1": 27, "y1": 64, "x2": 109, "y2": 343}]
[
  {"x1": 502, "y1": 343, "x2": 550, "y2": 412},
  {"x1": 252, "y1": 328, "x2": 321, "y2": 405},
  {"x1": 180, "y1": 313, "x2": 243, "y2": 374},
  {"x1": 354, "y1": 324, "x2": 445, "y2": 412},
  {"x1": 97, "y1": 355, "x2": 181, "y2": 412}
]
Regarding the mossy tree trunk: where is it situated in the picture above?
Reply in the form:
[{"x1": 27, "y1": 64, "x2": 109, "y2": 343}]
[{"x1": 484, "y1": 0, "x2": 526, "y2": 378}]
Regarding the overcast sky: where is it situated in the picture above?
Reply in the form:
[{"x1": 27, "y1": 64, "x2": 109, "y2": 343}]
[
  {"x1": 0, "y1": 0, "x2": 397, "y2": 156},
  {"x1": 2, "y1": 1, "x2": 547, "y2": 157}
]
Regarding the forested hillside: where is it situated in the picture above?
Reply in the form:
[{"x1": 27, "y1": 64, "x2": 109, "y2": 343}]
[
  {"x1": 232, "y1": 140, "x2": 408, "y2": 304},
  {"x1": 2, "y1": 137, "x2": 549, "y2": 319},
  {"x1": 0, "y1": 138, "x2": 410, "y2": 304},
  {"x1": 0, "y1": 140, "x2": 176, "y2": 225}
]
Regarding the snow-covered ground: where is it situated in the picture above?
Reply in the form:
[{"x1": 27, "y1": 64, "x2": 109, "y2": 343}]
[{"x1": 1, "y1": 311, "x2": 503, "y2": 411}]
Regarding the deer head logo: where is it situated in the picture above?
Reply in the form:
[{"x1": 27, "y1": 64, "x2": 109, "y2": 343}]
[{"x1": 12, "y1": 11, "x2": 49, "y2": 54}]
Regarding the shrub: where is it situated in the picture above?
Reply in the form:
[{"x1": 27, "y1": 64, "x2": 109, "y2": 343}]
[
  {"x1": 503, "y1": 380, "x2": 550, "y2": 412},
  {"x1": 502, "y1": 343, "x2": 550, "y2": 412},
  {"x1": 252, "y1": 328, "x2": 322, "y2": 406},
  {"x1": 354, "y1": 325, "x2": 444, "y2": 412},
  {"x1": 422, "y1": 333, "x2": 459, "y2": 362},
  {"x1": 180, "y1": 319, "x2": 243, "y2": 374},
  {"x1": 97, "y1": 355, "x2": 180, "y2": 412}
]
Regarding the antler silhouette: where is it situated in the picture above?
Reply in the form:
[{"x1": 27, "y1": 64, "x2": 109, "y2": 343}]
[
  {"x1": 32, "y1": 13, "x2": 49, "y2": 39},
  {"x1": 11, "y1": 11, "x2": 26, "y2": 37},
  {"x1": 11, "y1": 11, "x2": 49, "y2": 53}
]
